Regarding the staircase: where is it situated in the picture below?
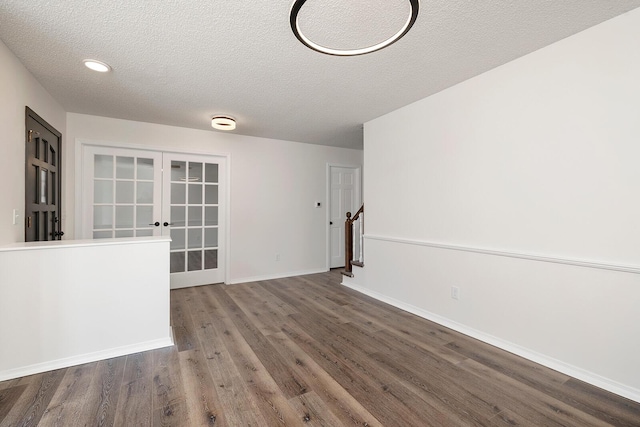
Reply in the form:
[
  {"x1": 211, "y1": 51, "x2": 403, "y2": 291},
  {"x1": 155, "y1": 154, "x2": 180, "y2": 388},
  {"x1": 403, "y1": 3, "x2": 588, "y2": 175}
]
[{"x1": 342, "y1": 204, "x2": 364, "y2": 278}]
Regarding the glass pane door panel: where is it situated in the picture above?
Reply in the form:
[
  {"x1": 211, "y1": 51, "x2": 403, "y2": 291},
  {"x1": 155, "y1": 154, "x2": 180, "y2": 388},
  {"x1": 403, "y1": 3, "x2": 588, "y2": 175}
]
[
  {"x1": 189, "y1": 162, "x2": 203, "y2": 182},
  {"x1": 94, "y1": 206, "x2": 113, "y2": 229},
  {"x1": 115, "y1": 206, "x2": 134, "y2": 228},
  {"x1": 171, "y1": 183, "x2": 185, "y2": 204},
  {"x1": 205, "y1": 249, "x2": 218, "y2": 269},
  {"x1": 204, "y1": 206, "x2": 218, "y2": 226},
  {"x1": 116, "y1": 156, "x2": 134, "y2": 179},
  {"x1": 116, "y1": 181, "x2": 134, "y2": 203},
  {"x1": 188, "y1": 229, "x2": 202, "y2": 249},
  {"x1": 94, "y1": 155, "x2": 113, "y2": 178},
  {"x1": 94, "y1": 181, "x2": 113, "y2": 203},
  {"x1": 205, "y1": 164, "x2": 218, "y2": 183},
  {"x1": 136, "y1": 206, "x2": 153, "y2": 228},
  {"x1": 205, "y1": 185, "x2": 218, "y2": 204},
  {"x1": 188, "y1": 184, "x2": 202, "y2": 204},
  {"x1": 188, "y1": 206, "x2": 202, "y2": 226},
  {"x1": 84, "y1": 148, "x2": 162, "y2": 240},
  {"x1": 171, "y1": 161, "x2": 186, "y2": 181},
  {"x1": 171, "y1": 206, "x2": 185, "y2": 227},
  {"x1": 188, "y1": 251, "x2": 202, "y2": 271},
  {"x1": 137, "y1": 158, "x2": 154, "y2": 180},
  {"x1": 170, "y1": 228, "x2": 185, "y2": 250},
  {"x1": 137, "y1": 182, "x2": 154, "y2": 203},
  {"x1": 170, "y1": 252, "x2": 185, "y2": 273},
  {"x1": 205, "y1": 228, "x2": 218, "y2": 247}
]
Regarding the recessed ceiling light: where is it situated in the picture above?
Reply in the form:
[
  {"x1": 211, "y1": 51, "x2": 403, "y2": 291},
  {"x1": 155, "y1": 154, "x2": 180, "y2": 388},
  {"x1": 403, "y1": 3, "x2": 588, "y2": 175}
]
[
  {"x1": 211, "y1": 116, "x2": 236, "y2": 131},
  {"x1": 83, "y1": 59, "x2": 111, "y2": 72},
  {"x1": 289, "y1": 0, "x2": 419, "y2": 56}
]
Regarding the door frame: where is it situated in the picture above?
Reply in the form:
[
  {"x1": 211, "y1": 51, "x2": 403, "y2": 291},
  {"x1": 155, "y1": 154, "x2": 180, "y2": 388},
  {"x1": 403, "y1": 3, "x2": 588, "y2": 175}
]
[
  {"x1": 325, "y1": 163, "x2": 362, "y2": 271},
  {"x1": 75, "y1": 139, "x2": 231, "y2": 284}
]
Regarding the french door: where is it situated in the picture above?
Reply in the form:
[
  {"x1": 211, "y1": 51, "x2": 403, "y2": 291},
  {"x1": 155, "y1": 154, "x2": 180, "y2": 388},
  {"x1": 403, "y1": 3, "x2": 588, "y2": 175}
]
[
  {"x1": 82, "y1": 145, "x2": 226, "y2": 288},
  {"x1": 164, "y1": 153, "x2": 225, "y2": 288}
]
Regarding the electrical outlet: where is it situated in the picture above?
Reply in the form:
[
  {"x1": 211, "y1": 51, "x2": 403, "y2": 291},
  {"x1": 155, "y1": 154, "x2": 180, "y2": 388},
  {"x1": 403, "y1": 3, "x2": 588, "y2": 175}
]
[{"x1": 451, "y1": 286, "x2": 460, "y2": 300}]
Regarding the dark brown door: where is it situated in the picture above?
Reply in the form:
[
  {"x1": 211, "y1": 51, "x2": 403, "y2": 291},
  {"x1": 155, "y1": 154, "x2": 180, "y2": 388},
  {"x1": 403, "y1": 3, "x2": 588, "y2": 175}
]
[{"x1": 25, "y1": 107, "x2": 63, "y2": 241}]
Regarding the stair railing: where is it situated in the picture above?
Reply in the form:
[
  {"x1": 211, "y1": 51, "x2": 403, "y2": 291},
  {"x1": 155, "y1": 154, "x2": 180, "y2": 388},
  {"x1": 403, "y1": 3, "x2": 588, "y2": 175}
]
[{"x1": 344, "y1": 204, "x2": 364, "y2": 277}]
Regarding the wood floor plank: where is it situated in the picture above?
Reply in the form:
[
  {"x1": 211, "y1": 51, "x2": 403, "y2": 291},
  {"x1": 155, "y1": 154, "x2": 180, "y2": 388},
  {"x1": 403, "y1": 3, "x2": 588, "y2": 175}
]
[
  {"x1": 114, "y1": 376, "x2": 153, "y2": 427},
  {"x1": 288, "y1": 311, "x2": 383, "y2": 356},
  {"x1": 210, "y1": 286, "x2": 310, "y2": 399},
  {"x1": 267, "y1": 331, "x2": 383, "y2": 427},
  {"x1": 443, "y1": 337, "x2": 635, "y2": 425},
  {"x1": 445, "y1": 338, "x2": 571, "y2": 393},
  {"x1": 373, "y1": 327, "x2": 468, "y2": 365},
  {"x1": 280, "y1": 320, "x2": 456, "y2": 427},
  {"x1": 124, "y1": 350, "x2": 154, "y2": 382},
  {"x1": 171, "y1": 287, "x2": 200, "y2": 352},
  {"x1": 457, "y1": 358, "x2": 611, "y2": 427},
  {"x1": 262, "y1": 278, "x2": 382, "y2": 334},
  {"x1": 488, "y1": 408, "x2": 538, "y2": 426},
  {"x1": 0, "y1": 384, "x2": 28, "y2": 423},
  {"x1": 288, "y1": 391, "x2": 345, "y2": 427},
  {"x1": 224, "y1": 282, "x2": 291, "y2": 336},
  {"x1": 560, "y1": 378, "x2": 640, "y2": 427},
  {"x1": 38, "y1": 363, "x2": 95, "y2": 426},
  {"x1": 190, "y1": 287, "x2": 269, "y2": 426},
  {"x1": 152, "y1": 399, "x2": 190, "y2": 427},
  {"x1": 179, "y1": 349, "x2": 226, "y2": 427},
  {"x1": 152, "y1": 346, "x2": 189, "y2": 426},
  {"x1": 205, "y1": 289, "x2": 302, "y2": 425},
  {"x1": 2, "y1": 369, "x2": 66, "y2": 427},
  {"x1": 71, "y1": 355, "x2": 127, "y2": 427},
  {"x1": 251, "y1": 281, "x2": 299, "y2": 315},
  {"x1": 260, "y1": 279, "x2": 349, "y2": 326},
  {"x1": 0, "y1": 379, "x2": 21, "y2": 392}
]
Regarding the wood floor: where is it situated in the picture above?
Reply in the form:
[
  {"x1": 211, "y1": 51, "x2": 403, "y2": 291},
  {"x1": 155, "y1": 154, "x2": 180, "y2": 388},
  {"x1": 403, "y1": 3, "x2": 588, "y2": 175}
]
[{"x1": 1, "y1": 270, "x2": 639, "y2": 426}]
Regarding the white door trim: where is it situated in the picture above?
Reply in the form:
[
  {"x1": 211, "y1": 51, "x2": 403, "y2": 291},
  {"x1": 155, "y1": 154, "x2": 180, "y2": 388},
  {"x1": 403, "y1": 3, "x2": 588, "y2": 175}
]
[
  {"x1": 325, "y1": 163, "x2": 362, "y2": 271},
  {"x1": 75, "y1": 138, "x2": 231, "y2": 285}
]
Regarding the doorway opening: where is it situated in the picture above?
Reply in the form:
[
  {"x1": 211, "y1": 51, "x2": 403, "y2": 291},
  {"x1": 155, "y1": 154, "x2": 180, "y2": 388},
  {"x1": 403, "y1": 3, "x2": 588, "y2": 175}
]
[{"x1": 327, "y1": 164, "x2": 361, "y2": 269}]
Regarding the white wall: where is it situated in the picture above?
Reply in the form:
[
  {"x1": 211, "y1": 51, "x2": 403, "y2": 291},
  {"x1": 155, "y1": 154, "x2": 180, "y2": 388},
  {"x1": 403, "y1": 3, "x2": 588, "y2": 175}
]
[
  {"x1": 0, "y1": 237, "x2": 172, "y2": 381},
  {"x1": 66, "y1": 114, "x2": 363, "y2": 284},
  {"x1": 361, "y1": 9, "x2": 640, "y2": 401},
  {"x1": 0, "y1": 39, "x2": 67, "y2": 245}
]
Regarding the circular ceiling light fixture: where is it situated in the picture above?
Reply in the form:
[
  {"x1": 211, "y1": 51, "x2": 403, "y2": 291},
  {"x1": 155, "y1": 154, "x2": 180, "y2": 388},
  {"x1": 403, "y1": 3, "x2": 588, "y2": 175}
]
[
  {"x1": 211, "y1": 116, "x2": 236, "y2": 131},
  {"x1": 289, "y1": 0, "x2": 419, "y2": 56},
  {"x1": 83, "y1": 59, "x2": 112, "y2": 72}
]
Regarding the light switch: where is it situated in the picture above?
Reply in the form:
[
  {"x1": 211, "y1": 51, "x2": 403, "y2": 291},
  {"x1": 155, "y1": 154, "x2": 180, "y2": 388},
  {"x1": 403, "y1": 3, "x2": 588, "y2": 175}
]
[{"x1": 13, "y1": 209, "x2": 19, "y2": 225}]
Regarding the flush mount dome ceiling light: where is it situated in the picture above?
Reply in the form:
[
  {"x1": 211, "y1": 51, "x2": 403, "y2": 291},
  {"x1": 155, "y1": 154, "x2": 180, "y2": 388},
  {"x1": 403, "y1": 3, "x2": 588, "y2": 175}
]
[
  {"x1": 83, "y1": 59, "x2": 111, "y2": 72},
  {"x1": 289, "y1": 0, "x2": 419, "y2": 56},
  {"x1": 211, "y1": 116, "x2": 236, "y2": 131}
]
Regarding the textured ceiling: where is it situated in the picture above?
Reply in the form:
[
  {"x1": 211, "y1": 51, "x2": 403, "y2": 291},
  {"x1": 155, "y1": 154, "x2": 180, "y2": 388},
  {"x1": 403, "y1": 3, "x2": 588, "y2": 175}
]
[{"x1": 1, "y1": 1, "x2": 640, "y2": 149}]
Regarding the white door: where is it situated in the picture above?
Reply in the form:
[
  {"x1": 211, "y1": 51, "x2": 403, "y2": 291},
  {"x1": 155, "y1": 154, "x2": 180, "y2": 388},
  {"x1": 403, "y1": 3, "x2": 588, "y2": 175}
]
[
  {"x1": 82, "y1": 146, "x2": 163, "y2": 239},
  {"x1": 329, "y1": 166, "x2": 361, "y2": 268},
  {"x1": 163, "y1": 153, "x2": 226, "y2": 289}
]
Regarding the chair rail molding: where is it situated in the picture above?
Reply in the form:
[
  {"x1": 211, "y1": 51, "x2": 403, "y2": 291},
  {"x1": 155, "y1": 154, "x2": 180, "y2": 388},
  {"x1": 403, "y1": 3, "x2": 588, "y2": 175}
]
[{"x1": 364, "y1": 234, "x2": 640, "y2": 275}]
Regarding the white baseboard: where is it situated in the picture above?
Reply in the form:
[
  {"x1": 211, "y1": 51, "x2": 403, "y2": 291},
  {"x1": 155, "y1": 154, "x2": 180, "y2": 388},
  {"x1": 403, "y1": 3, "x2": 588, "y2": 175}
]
[
  {"x1": 227, "y1": 268, "x2": 327, "y2": 285},
  {"x1": 341, "y1": 281, "x2": 640, "y2": 404},
  {"x1": 0, "y1": 335, "x2": 174, "y2": 382}
]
